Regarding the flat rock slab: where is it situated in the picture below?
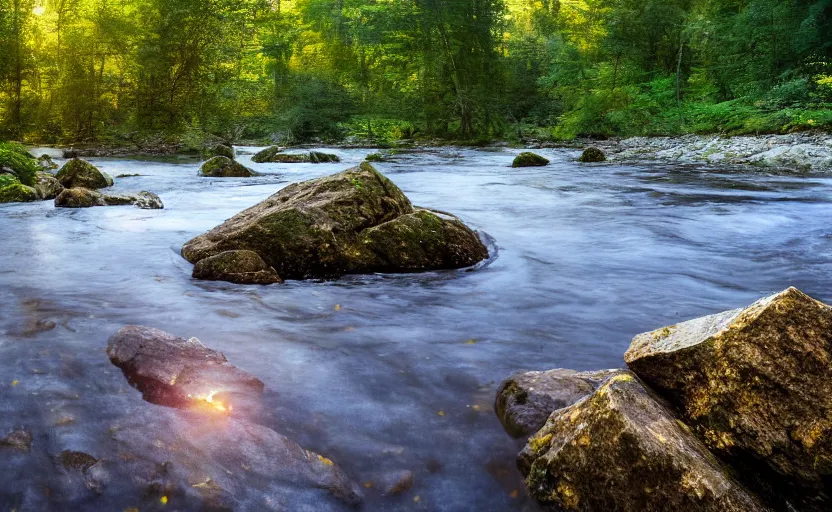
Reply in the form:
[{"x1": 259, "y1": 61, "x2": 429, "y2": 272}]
[
  {"x1": 626, "y1": 288, "x2": 832, "y2": 495},
  {"x1": 496, "y1": 369, "x2": 621, "y2": 438},
  {"x1": 106, "y1": 326, "x2": 264, "y2": 411},
  {"x1": 54, "y1": 188, "x2": 163, "y2": 209},
  {"x1": 182, "y1": 163, "x2": 488, "y2": 282},
  {"x1": 519, "y1": 372, "x2": 767, "y2": 512}
]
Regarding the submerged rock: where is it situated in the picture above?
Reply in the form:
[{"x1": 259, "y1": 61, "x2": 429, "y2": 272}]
[
  {"x1": 106, "y1": 326, "x2": 264, "y2": 410},
  {"x1": 377, "y1": 470, "x2": 414, "y2": 496},
  {"x1": 625, "y1": 287, "x2": 832, "y2": 496},
  {"x1": 519, "y1": 372, "x2": 766, "y2": 512},
  {"x1": 33, "y1": 171, "x2": 64, "y2": 200},
  {"x1": 579, "y1": 147, "x2": 606, "y2": 163},
  {"x1": 512, "y1": 152, "x2": 550, "y2": 168},
  {"x1": 199, "y1": 156, "x2": 257, "y2": 177},
  {"x1": 111, "y1": 408, "x2": 362, "y2": 507},
  {"x1": 56, "y1": 158, "x2": 113, "y2": 189},
  {"x1": 60, "y1": 450, "x2": 98, "y2": 472},
  {"x1": 0, "y1": 182, "x2": 39, "y2": 203},
  {"x1": 193, "y1": 250, "x2": 283, "y2": 285},
  {"x1": 0, "y1": 429, "x2": 32, "y2": 451},
  {"x1": 182, "y1": 163, "x2": 488, "y2": 282},
  {"x1": 496, "y1": 369, "x2": 621, "y2": 438}
]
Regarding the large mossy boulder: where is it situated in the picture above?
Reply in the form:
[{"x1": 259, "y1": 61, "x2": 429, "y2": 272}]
[
  {"x1": 625, "y1": 287, "x2": 832, "y2": 497},
  {"x1": 107, "y1": 326, "x2": 265, "y2": 410},
  {"x1": 182, "y1": 163, "x2": 488, "y2": 282},
  {"x1": 199, "y1": 156, "x2": 257, "y2": 177},
  {"x1": 519, "y1": 372, "x2": 767, "y2": 512},
  {"x1": 55, "y1": 158, "x2": 113, "y2": 189},
  {"x1": 0, "y1": 142, "x2": 38, "y2": 186},
  {"x1": 512, "y1": 152, "x2": 550, "y2": 168},
  {"x1": 0, "y1": 181, "x2": 39, "y2": 203},
  {"x1": 496, "y1": 369, "x2": 620, "y2": 438},
  {"x1": 579, "y1": 147, "x2": 607, "y2": 163},
  {"x1": 193, "y1": 250, "x2": 283, "y2": 285}
]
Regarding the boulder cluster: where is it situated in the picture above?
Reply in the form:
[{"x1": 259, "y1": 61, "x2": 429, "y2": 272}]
[
  {"x1": 497, "y1": 287, "x2": 832, "y2": 511},
  {"x1": 252, "y1": 146, "x2": 340, "y2": 164},
  {"x1": 183, "y1": 162, "x2": 489, "y2": 284}
]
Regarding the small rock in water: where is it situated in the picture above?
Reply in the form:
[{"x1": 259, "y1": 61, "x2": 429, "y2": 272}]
[
  {"x1": 578, "y1": 147, "x2": 606, "y2": 163},
  {"x1": 495, "y1": 368, "x2": 621, "y2": 438},
  {"x1": 512, "y1": 152, "x2": 550, "y2": 168},
  {"x1": 134, "y1": 191, "x2": 164, "y2": 210},
  {"x1": 199, "y1": 156, "x2": 256, "y2": 177},
  {"x1": 54, "y1": 187, "x2": 107, "y2": 208},
  {"x1": 212, "y1": 144, "x2": 235, "y2": 160},
  {"x1": 106, "y1": 325, "x2": 264, "y2": 411},
  {"x1": 60, "y1": 450, "x2": 98, "y2": 471},
  {"x1": 518, "y1": 372, "x2": 767, "y2": 512},
  {"x1": 378, "y1": 470, "x2": 414, "y2": 496},
  {"x1": 0, "y1": 429, "x2": 33, "y2": 451},
  {"x1": 37, "y1": 154, "x2": 59, "y2": 170},
  {"x1": 33, "y1": 171, "x2": 64, "y2": 200},
  {"x1": 251, "y1": 145, "x2": 285, "y2": 163}
]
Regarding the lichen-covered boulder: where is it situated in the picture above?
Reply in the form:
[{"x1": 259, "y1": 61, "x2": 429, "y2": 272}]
[
  {"x1": 54, "y1": 187, "x2": 107, "y2": 208},
  {"x1": 0, "y1": 182, "x2": 39, "y2": 203},
  {"x1": 579, "y1": 147, "x2": 606, "y2": 163},
  {"x1": 496, "y1": 369, "x2": 621, "y2": 438},
  {"x1": 252, "y1": 145, "x2": 285, "y2": 163},
  {"x1": 33, "y1": 171, "x2": 64, "y2": 200},
  {"x1": 512, "y1": 152, "x2": 550, "y2": 168},
  {"x1": 182, "y1": 163, "x2": 488, "y2": 282},
  {"x1": 193, "y1": 250, "x2": 283, "y2": 285},
  {"x1": 519, "y1": 372, "x2": 767, "y2": 512},
  {"x1": 199, "y1": 156, "x2": 257, "y2": 177},
  {"x1": 625, "y1": 288, "x2": 832, "y2": 493},
  {"x1": 107, "y1": 326, "x2": 265, "y2": 410},
  {"x1": 134, "y1": 191, "x2": 164, "y2": 210},
  {"x1": 55, "y1": 158, "x2": 113, "y2": 189}
]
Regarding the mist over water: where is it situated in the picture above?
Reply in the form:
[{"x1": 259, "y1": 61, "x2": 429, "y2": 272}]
[{"x1": 1, "y1": 147, "x2": 831, "y2": 510}]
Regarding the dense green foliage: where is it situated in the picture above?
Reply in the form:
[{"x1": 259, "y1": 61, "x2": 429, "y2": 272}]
[
  {"x1": 0, "y1": 0, "x2": 830, "y2": 143},
  {"x1": 0, "y1": 141, "x2": 37, "y2": 185}
]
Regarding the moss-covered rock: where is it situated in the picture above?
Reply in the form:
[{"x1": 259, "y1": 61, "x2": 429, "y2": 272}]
[
  {"x1": 37, "y1": 154, "x2": 58, "y2": 170},
  {"x1": 365, "y1": 153, "x2": 385, "y2": 162},
  {"x1": 512, "y1": 152, "x2": 550, "y2": 168},
  {"x1": 33, "y1": 171, "x2": 64, "y2": 200},
  {"x1": 0, "y1": 182, "x2": 39, "y2": 203},
  {"x1": 212, "y1": 144, "x2": 235, "y2": 159},
  {"x1": 308, "y1": 151, "x2": 340, "y2": 163},
  {"x1": 359, "y1": 209, "x2": 488, "y2": 273},
  {"x1": 251, "y1": 145, "x2": 285, "y2": 163},
  {"x1": 192, "y1": 250, "x2": 283, "y2": 285},
  {"x1": 579, "y1": 147, "x2": 606, "y2": 163},
  {"x1": 199, "y1": 156, "x2": 257, "y2": 177},
  {"x1": 0, "y1": 142, "x2": 38, "y2": 186},
  {"x1": 519, "y1": 372, "x2": 767, "y2": 512},
  {"x1": 182, "y1": 163, "x2": 488, "y2": 282},
  {"x1": 55, "y1": 158, "x2": 113, "y2": 189},
  {"x1": 496, "y1": 369, "x2": 621, "y2": 438},
  {"x1": 626, "y1": 288, "x2": 832, "y2": 502},
  {"x1": 54, "y1": 187, "x2": 107, "y2": 208}
]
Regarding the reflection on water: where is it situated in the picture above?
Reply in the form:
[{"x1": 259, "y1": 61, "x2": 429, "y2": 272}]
[{"x1": 1, "y1": 147, "x2": 831, "y2": 510}]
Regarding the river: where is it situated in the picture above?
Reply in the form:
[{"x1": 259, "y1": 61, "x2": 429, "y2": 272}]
[{"x1": 1, "y1": 146, "x2": 831, "y2": 511}]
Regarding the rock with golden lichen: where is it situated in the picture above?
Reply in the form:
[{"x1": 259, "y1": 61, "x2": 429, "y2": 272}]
[
  {"x1": 625, "y1": 287, "x2": 832, "y2": 503},
  {"x1": 495, "y1": 368, "x2": 621, "y2": 438},
  {"x1": 106, "y1": 326, "x2": 264, "y2": 411},
  {"x1": 182, "y1": 163, "x2": 488, "y2": 282},
  {"x1": 518, "y1": 372, "x2": 767, "y2": 512}
]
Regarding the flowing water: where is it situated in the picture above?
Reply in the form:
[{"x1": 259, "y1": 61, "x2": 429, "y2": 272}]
[{"x1": 1, "y1": 146, "x2": 831, "y2": 511}]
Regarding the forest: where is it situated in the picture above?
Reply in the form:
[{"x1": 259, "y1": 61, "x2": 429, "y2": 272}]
[{"x1": 0, "y1": 0, "x2": 831, "y2": 145}]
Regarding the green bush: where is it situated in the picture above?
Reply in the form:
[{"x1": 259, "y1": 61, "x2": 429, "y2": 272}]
[
  {"x1": 0, "y1": 174, "x2": 20, "y2": 188},
  {"x1": 0, "y1": 142, "x2": 38, "y2": 186}
]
